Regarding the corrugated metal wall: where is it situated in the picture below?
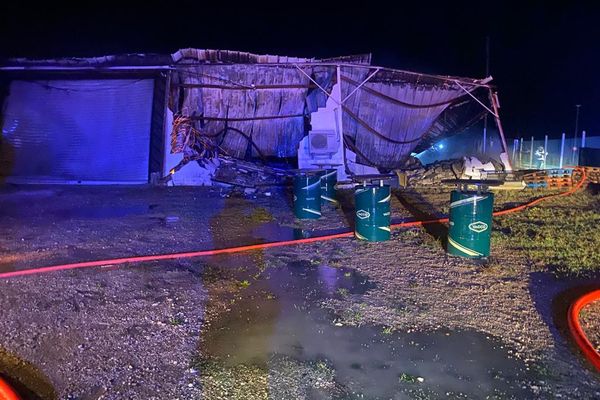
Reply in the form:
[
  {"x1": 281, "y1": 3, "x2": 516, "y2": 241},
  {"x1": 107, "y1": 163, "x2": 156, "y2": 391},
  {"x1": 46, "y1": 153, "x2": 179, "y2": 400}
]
[
  {"x1": 172, "y1": 66, "x2": 311, "y2": 159},
  {"x1": 340, "y1": 67, "x2": 469, "y2": 169},
  {"x1": 0, "y1": 79, "x2": 154, "y2": 183}
]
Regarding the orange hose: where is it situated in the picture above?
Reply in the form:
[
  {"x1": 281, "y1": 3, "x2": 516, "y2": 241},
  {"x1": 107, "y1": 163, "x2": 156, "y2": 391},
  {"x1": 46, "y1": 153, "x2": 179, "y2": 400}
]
[
  {"x1": 568, "y1": 290, "x2": 600, "y2": 371},
  {"x1": 0, "y1": 167, "x2": 587, "y2": 281},
  {"x1": 0, "y1": 377, "x2": 20, "y2": 400},
  {"x1": 0, "y1": 232, "x2": 353, "y2": 279}
]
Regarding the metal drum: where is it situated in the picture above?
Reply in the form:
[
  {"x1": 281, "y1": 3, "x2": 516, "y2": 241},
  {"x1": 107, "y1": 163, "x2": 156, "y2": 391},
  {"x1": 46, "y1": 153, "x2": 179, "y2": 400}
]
[
  {"x1": 293, "y1": 172, "x2": 322, "y2": 219},
  {"x1": 354, "y1": 184, "x2": 391, "y2": 241},
  {"x1": 447, "y1": 190, "x2": 494, "y2": 258},
  {"x1": 319, "y1": 169, "x2": 338, "y2": 205}
]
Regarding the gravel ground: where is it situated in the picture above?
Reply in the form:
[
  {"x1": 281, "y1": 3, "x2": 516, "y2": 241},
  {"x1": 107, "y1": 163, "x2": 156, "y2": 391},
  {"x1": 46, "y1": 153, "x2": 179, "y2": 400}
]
[
  {"x1": 0, "y1": 265, "x2": 207, "y2": 399},
  {"x1": 0, "y1": 184, "x2": 599, "y2": 399},
  {"x1": 581, "y1": 300, "x2": 600, "y2": 353}
]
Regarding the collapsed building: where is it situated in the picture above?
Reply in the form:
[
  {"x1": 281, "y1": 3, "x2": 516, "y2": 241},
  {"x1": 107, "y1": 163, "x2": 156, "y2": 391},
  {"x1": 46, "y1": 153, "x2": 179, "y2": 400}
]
[{"x1": 0, "y1": 48, "x2": 511, "y2": 186}]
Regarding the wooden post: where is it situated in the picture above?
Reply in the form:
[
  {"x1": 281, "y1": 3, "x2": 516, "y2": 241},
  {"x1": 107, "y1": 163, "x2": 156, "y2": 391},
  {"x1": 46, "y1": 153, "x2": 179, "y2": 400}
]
[{"x1": 559, "y1": 132, "x2": 566, "y2": 168}]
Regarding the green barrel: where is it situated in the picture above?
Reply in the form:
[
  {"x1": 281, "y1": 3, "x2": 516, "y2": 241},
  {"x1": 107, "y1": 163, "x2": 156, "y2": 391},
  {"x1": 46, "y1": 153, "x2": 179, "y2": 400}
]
[
  {"x1": 447, "y1": 190, "x2": 494, "y2": 258},
  {"x1": 354, "y1": 184, "x2": 391, "y2": 241},
  {"x1": 293, "y1": 172, "x2": 322, "y2": 219},
  {"x1": 319, "y1": 169, "x2": 338, "y2": 205}
]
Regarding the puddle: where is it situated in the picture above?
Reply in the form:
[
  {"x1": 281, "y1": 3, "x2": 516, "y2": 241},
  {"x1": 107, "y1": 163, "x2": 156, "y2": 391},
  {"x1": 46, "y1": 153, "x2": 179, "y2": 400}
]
[{"x1": 202, "y1": 261, "x2": 535, "y2": 398}]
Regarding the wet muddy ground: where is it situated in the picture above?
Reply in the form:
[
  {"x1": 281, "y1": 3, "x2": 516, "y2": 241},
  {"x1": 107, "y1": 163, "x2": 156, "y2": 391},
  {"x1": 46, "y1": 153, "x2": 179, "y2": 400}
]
[{"x1": 0, "y1": 184, "x2": 599, "y2": 399}]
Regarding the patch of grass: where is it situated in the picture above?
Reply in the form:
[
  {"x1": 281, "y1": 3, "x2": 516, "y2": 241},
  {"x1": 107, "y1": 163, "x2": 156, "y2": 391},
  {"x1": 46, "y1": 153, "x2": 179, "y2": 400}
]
[
  {"x1": 382, "y1": 326, "x2": 394, "y2": 335},
  {"x1": 339, "y1": 307, "x2": 365, "y2": 326},
  {"x1": 493, "y1": 191, "x2": 600, "y2": 274},
  {"x1": 415, "y1": 228, "x2": 444, "y2": 250},
  {"x1": 195, "y1": 359, "x2": 268, "y2": 400},
  {"x1": 398, "y1": 372, "x2": 423, "y2": 383},
  {"x1": 238, "y1": 279, "x2": 251, "y2": 288},
  {"x1": 248, "y1": 207, "x2": 274, "y2": 224},
  {"x1": 169, "y1": 316, "x2": 184, "y2": 326},
  {"x1": 336, "y1": 287, "x2": 349, "y2": 297},
  {"x1": 315, "y1": 360, "x2": 329, "y2": 371},
  {"x1": 529, "y1": 361, "x2": 559, "y2": 381},
  {"x1": 493, "y1": 189, "x2": 543, "y2": 207},
  {"x1": 394, "y1": 305, "x2": 409, "y2": 315}
]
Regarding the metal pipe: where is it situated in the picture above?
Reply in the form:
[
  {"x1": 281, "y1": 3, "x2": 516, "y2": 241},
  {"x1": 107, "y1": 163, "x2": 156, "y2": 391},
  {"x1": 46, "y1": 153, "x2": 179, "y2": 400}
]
[
  {"x1": 341, "y1": 68, "x2": 380, "y2": 104},
  {"x1": 488, "y1": 90, "x2": 512, "y2": 170},
  {"x1": 519, "y1": 137, "x2": 523, "y2": 168},
  {"x1": 559, "y1": 132, "x2": 566, "y2": 168},
  {"x1": 455, "y1": 81, "x2": 498, "y2": 117},
  {"x1": 529, "y1": 136, "x2": 534, "y2": 169},
  {"x1": 544, "y1": 135, "x2": 548, "y2": 169},
  {"x1": 293, "y1": 64, "x2": 337, "y2": 104},
  {"x1": 573, "y1": 104, "x2": 581, "y2": 164}
]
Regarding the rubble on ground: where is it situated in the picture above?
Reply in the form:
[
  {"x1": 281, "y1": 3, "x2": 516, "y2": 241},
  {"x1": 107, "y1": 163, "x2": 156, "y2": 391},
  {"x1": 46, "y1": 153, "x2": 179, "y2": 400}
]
[
  {"x1": 211, "y1": 157, "x2": 290, "y2": 188},
  {"x1": 401, "y1": 157, "x2": 506, "y2": 187}
]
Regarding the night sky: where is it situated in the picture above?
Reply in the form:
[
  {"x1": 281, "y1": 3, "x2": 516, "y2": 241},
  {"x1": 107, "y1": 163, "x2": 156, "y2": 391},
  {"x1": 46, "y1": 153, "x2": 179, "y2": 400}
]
[{"x1": 1, "y1": 1, "x2": 598, "y2": 139}]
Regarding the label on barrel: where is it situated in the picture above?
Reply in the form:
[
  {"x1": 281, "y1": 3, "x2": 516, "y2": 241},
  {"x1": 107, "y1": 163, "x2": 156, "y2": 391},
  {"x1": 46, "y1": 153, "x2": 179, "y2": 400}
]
[
  {"x1": 468, "y1": 221, "x2": 488, "y2": 233},
  {"x1": 356, "y1": 209, "x2": 371, "y2": 219}
]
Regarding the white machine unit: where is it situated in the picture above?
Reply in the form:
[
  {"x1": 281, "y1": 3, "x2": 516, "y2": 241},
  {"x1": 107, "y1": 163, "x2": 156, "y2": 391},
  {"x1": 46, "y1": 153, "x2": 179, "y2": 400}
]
[{"x1": 308, "y1": 130, "x2": 338, "y2": 155}]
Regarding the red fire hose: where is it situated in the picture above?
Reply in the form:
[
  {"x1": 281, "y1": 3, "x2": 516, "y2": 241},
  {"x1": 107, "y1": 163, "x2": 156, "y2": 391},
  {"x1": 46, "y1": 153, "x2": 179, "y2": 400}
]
[
  {"x1": 568, "y1": 290, "x2": 600, "y2": 372},
  {"x1": 0, "y1": 377, "x2": 20, "y2": 400}
]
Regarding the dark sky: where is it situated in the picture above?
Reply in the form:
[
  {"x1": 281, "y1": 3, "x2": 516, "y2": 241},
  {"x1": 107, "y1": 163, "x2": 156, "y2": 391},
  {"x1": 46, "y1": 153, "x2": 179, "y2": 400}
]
[{"x1": 1, "y1": 1, "x2": 598, "y2": 139}]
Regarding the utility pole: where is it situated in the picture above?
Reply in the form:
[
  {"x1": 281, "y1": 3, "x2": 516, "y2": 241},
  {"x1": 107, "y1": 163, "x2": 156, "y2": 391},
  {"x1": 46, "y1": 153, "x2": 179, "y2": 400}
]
[
  {"x1": 482, "y1": 36, "x2": 490, "y2": 154},
  {"x1": 572, "y1": 104, "x2": 581, "y2": 164}
]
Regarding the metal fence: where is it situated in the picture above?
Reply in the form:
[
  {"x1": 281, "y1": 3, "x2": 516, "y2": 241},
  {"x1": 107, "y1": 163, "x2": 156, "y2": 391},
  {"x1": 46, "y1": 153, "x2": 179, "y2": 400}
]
[{"x1": 510, "y1": 131, "x2": 597, "y2": 170}]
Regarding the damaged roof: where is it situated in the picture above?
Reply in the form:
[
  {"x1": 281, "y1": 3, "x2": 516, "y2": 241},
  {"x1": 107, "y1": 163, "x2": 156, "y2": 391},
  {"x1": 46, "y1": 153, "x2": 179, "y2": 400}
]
[
  {"x1": 1, "y1": 49, "x2": 372, "y2": 69},
  {"x1": 1, "y1": 48, "x2": 495, "y2": 169}
]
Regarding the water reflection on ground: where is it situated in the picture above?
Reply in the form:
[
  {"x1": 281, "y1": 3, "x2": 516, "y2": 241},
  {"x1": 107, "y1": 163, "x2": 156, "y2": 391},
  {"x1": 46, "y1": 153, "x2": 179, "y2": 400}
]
[{"x1": 202, "y1": 261, "x2": 535, "y2": 399}]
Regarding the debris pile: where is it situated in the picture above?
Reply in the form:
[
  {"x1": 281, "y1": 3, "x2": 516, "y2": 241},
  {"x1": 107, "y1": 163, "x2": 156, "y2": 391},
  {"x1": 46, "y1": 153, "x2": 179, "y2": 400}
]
[
  {"x1": 212, "y1": 157, "x2": 290, "y2": 188},
  {"x1": 401, "y1": 157, "x2": 507, "y2": 187},
  {"x1": 402, "y1": 159, "x2": 466, "y2": 187}
]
